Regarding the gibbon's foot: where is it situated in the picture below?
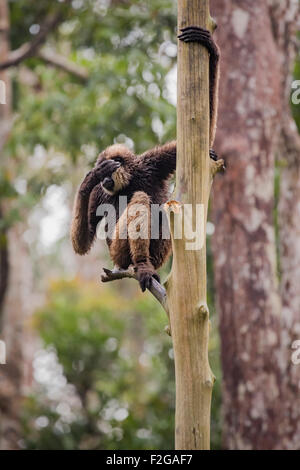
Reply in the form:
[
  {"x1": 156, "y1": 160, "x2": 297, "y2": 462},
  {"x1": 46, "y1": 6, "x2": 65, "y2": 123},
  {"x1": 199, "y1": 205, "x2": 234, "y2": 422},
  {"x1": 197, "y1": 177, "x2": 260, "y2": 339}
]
[
  {"x1": 136, "y1": 263, "x2": 161, "y2": 292},
  {"x1": 178, "y1": 26, "x2": 219, "y2": 58},
  {"x1": 79, "y1": 160, "x2": 120, "y2": 195},
  {"x1": 209, "y1": 149, "x2": 218, "y2": 161}
]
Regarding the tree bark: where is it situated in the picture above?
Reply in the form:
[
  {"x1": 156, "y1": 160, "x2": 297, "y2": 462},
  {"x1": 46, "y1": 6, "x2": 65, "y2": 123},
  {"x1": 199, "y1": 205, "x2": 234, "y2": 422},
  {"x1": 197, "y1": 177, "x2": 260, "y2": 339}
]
[
  {"x1": 277, "y1": 119, "x2": 300, "y2": 449},
  {"x1": 0, "y1": 0, "x2": 34, "y2": 450},
  {"x1": 166, "y1": 0, "x2": 217, "y2": 450},
  {"x1": 0, "y1": 1, "x2": 11, "y2": 313},
  {"x1": 210, "y1": 0, "x2": 284, "y2": 449},
  {"x1": 271, "y1": 0, "x2": 300, "y2": 449},
  {"x1": 0, "y1": 224, "x2": 35, "y2": 450},
  {"x1": 0, "y1": 0, "x2": 20, "y2": 450},
  {"x1": 0, "y1": 0, "x2": 12, "y2": 151}
]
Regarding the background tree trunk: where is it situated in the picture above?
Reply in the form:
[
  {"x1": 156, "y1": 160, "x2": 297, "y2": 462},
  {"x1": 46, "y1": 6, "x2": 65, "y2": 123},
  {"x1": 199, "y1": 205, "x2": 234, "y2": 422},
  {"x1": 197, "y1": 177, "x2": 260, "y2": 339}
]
[
  {"x1": 271, "y1": 0, "x2": 300, "y2": 450},
  {"x1": 0, "y1": 224, "x2": 35, "y2": 450},
  {"x1": 0, "y1": 0, "x2": 34, "y2": 450},
  {"x1": 0, "y1": 0, "x2": 12, "y2": 152},
  {"x1": 0, "y1": 3, "x2": 11, "y2": 319},
  {"x1": 0, "y1": 0, "x2": 20, "y2": 449},
  {"x1": 277, "y1": 118, "x2": 300, "y2": 449},
  {"x1": 0, "y1": 0, "x2": 11, "y2": 314},
  {"x1": 211, "y1": 0, "x2": 284, "y2": 449}
]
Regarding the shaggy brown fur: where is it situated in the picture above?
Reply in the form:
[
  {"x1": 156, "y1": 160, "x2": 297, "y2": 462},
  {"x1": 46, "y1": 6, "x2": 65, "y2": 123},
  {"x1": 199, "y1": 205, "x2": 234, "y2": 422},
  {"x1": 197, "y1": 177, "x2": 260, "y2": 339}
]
[
  {"x1": 71, "y1": 27, "x2": 219, "y2": 291},
  {"x1": 71, "y1": 141, "x2": 176, "y2": 290}
]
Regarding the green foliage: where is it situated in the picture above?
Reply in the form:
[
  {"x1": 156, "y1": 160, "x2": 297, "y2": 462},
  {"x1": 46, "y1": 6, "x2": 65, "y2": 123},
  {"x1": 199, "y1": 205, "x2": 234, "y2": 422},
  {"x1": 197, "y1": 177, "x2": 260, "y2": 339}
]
[
  {"x1": 22, "y1": 278, "x2": 222, "y2": 450},
  {"x1": 3, "y1": 0, "x2": 177, "y2": 223},
  {"x1": 2, "y1": 0, "x2": 178, "y2": 225},
  {"x1": 10, "y1": 57, "x2": 175, "y2": 163},
  {"x1": 8, "y1": 0, "x2": 177, "y2": 162},
  {"x1": 207, "y1": 235, "x2": 222, "y2": 449},
  {"x1": 23, "y1": 278, "x2": 175, "y2": 450}
]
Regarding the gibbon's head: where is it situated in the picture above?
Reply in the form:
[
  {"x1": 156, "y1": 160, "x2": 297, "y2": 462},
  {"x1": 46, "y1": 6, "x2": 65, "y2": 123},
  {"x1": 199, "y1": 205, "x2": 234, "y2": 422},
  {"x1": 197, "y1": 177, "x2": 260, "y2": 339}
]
[{"x1": 96, "y1": 144, "x2": 135, "y2": 195}]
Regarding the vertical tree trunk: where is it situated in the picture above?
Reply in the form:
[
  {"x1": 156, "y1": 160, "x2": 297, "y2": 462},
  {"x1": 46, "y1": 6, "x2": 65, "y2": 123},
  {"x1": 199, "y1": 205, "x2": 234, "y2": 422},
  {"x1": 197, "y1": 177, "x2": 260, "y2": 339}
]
[
  {"x1": 0, "y1": 1, "x2": 11, "y2": 319},
  {"x1": 277, "y1": 119, "x2": 300, "y2": 449},
  {"x1": 210, "y1": 0, "x2": 284, "y2": 449},
  {"x1": 0, "y1": 0, "x2": 11, "y2": 312},
  {"x1": 0, "y1": 0, "x2": 11, "y2": 316},
  {"x1": 0, "y1": 0, "x2": 20, "y2": 448},
  {"x1": 0, "y1": 0, "x2": 11, "y2": 152},
  {"x1": 271, "y1": 0, "x2": 300, "y2": 449},
  {"x1": 0, "y1": 224, "x2": 35, "y2": 450},
  {"x1": 0, "y1": 0, "x2": 31, "y2": 450},
  {"x1": 166, "y1": 0, "x2": 218, "y2": 450}
]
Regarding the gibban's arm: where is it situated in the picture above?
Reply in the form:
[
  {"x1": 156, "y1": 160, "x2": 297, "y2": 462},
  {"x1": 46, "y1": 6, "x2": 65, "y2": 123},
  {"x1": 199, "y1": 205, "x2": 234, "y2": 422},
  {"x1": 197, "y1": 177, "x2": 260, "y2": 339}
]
[
  {"x1": 71, "y1": 186, "x2": 94, "y2": 255},
  {"x1": 71, "y1": 180, "x2": 109, "y2": 255},
  {"x1": 138, "y1": 141, "x2": 176, "y2": 181}
]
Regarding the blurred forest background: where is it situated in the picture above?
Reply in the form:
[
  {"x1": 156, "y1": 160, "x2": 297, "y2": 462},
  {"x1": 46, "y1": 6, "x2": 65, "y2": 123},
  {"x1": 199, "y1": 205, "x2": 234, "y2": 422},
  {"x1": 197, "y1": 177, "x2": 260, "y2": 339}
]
[{"x1": 0, "y1": 0, "x2": 300, "y2": 450}]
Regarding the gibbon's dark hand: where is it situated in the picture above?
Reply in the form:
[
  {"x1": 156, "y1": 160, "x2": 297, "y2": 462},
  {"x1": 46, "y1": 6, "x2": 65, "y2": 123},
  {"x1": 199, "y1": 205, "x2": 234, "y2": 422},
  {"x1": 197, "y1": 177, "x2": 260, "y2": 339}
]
[
  {"x1": 136, "y1": 263, "x2": 161, "y2": 292},
  {"x1": 97, "y1": 159, "x2": 121, "y2": 179},
  {"x1": 209, "y1": 149, "x2": 218, "y2": 161},
  {"x1": 177, "y1": 26, "x2": 219, "y2": 58},
  {"x1": 79, "y1": 160, "x2": 120, "y2": 195},
  {"x1": 178, "y1": 26, "x2": 211, "y2": 43}
]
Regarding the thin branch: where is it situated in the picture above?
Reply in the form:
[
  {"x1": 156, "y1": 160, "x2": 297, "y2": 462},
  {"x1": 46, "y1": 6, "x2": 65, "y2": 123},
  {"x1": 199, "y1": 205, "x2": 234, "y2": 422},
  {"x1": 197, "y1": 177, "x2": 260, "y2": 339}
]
[
  {"x1": 37, "y1": 48, "x2": 89, "y2": 82},
  {"x1": 101, "y1": 266, "x2": 169, "y2": 317},
  {"x1": 0, "y1": 3, "x2": 71, "y2": 71}
]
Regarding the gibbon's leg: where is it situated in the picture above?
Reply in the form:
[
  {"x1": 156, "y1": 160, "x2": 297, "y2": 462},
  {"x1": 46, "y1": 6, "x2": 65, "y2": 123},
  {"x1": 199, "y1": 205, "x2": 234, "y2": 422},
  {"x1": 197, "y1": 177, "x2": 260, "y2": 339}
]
[
  {"x1": 178, "y1": 26, "x2": 220, "y2": 147},
  {"x1": 108, "y1": 208, "x2": 132, "y2": 272},
  {"x1": 110, "y1": 191, "x2": 160, "y2": 292}
]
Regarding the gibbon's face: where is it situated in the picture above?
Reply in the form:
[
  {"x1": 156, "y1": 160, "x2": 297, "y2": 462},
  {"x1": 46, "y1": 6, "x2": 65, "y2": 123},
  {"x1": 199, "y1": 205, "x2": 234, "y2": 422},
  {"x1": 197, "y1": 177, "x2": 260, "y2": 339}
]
[{"x1": 96, "y1": 144, "x2": 135, "y2": 195}]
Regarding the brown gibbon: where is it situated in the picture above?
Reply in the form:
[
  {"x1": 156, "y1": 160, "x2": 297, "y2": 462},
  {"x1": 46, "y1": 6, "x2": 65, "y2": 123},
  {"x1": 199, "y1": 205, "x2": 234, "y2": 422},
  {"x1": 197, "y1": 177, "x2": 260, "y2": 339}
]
[{"x1": 71, "y1": 27, "x2": 220, "y2": 291}]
